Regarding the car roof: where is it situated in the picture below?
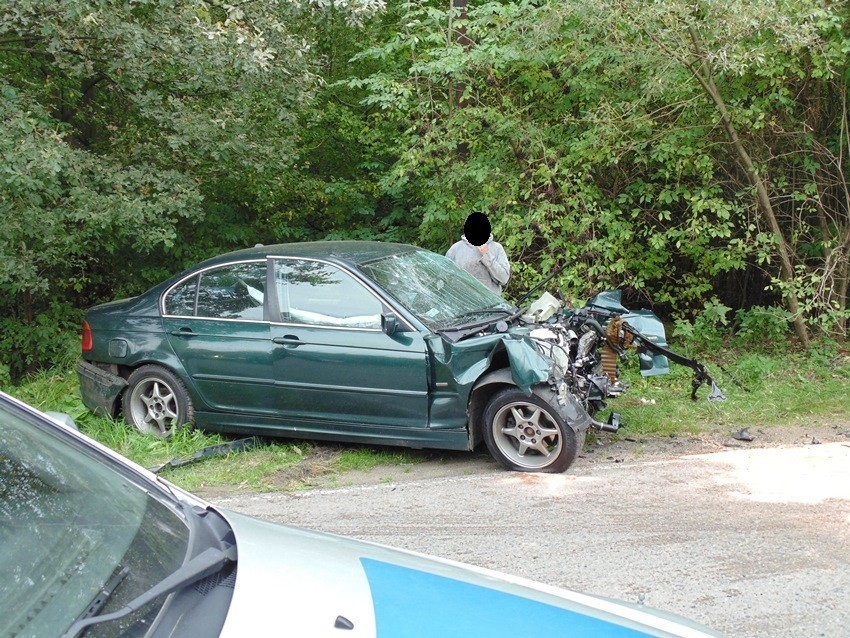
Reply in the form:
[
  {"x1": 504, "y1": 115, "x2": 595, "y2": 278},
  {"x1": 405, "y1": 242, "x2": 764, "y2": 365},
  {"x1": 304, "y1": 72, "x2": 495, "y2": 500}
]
[{"x1": 198, "y1": 241, "x2": 421, "y2": 270}]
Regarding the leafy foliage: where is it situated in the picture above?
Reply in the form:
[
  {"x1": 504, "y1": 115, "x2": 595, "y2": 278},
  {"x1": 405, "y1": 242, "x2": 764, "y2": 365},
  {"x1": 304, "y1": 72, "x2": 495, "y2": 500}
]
[
  {"x1": 1, "y1": 0, "x2": 315, "y2": 378},
  {"x1": 349, "y1": 0, "x2": 850, "y2": 333},
  {"x1": 734, "y1": 306, "x2": 794, "y2": 350},
  {"x1": 3, "y1": 0, "x2": 850, "y2": 378}
]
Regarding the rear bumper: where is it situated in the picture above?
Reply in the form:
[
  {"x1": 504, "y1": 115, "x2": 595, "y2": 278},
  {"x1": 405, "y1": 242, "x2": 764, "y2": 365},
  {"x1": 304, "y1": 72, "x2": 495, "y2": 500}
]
[{"x1": 76, "y1": 360, "x2": 127, "y2": 418}]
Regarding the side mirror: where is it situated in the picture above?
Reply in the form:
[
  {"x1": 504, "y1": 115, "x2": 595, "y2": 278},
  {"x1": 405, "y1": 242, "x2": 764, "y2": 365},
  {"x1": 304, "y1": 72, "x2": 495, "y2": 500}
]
[
  {"x1": 46, "y1": 411, "x2": 79, "y2": 431},
  {"x1": 381, "y1": 312, "x2": 399, "y2": 336}
]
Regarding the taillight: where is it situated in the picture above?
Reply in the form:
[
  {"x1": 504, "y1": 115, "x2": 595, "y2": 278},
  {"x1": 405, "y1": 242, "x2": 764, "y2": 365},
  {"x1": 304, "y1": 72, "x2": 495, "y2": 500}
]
[{"x1": 81, "y1": 320, "x2": 93, "y2": 352}]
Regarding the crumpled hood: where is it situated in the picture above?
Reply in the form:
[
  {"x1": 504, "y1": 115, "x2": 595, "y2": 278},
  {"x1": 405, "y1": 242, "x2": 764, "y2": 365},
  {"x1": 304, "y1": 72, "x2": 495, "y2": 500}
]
[
  {"x1": 216, "y1": 509, "x2": 721, "y2": 638},
  {"x1": 425, "y1": 329, "x2": 552, "y2": 394}
]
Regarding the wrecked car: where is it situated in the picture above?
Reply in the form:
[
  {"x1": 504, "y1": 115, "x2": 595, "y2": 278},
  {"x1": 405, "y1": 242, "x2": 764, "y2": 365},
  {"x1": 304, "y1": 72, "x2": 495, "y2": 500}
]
[{"x1": 77, "y1": 241, "x2": 722, "y2": 473}]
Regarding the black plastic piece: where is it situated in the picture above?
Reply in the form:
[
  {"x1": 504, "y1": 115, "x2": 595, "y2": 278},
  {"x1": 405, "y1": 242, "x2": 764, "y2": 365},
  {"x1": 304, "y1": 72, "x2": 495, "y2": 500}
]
[
  {"x1": 335, "y1": 616, "x2": 355, "y2": 630},
  {"x1": 149, "y1": 436, "x2": 261, "y2": 473},
  {"x1": 620, "y1": 324, "x2": 726, "y2": 402}
]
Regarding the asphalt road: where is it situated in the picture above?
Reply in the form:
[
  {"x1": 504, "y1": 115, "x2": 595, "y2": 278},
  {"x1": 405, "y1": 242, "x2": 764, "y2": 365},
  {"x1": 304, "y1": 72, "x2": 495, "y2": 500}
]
[{"x1": 211, "y1": 439, "x2": 850, "y2": 637}]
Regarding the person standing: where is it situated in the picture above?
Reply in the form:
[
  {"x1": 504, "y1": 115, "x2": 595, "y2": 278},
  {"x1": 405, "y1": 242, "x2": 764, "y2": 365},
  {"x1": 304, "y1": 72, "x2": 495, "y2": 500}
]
[{"x1": 446, "y1": 211, "x2": 510, "y2": 293}]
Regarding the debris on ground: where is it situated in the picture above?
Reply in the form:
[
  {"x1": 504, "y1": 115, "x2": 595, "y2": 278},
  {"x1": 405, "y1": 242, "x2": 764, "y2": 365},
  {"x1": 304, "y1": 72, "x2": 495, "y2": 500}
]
[{"x1": 732, "y1": 428, "x2": 754, "y2": 442}]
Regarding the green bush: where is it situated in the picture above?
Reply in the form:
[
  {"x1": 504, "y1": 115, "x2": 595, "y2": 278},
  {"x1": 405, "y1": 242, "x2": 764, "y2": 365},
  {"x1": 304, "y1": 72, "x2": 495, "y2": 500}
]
[
  {"x1": 672, "y1": 297, "x2": 732, "y2": 353},
  {"x1": 0, "y1": 304, "x2": 82, "y2": 384},
  {"x1": 734, "y1": 306, "x2": 792, "y2": 350}
]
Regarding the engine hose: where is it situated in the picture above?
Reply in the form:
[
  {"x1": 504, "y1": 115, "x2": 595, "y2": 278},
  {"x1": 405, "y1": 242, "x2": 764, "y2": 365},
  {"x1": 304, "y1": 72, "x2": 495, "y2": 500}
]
[{"x1": 584, "y1": 317, "x2": 624, "y2": 356}]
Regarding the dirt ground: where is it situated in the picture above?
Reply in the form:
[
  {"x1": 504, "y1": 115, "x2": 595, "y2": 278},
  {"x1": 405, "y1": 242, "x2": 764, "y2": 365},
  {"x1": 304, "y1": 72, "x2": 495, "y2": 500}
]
[{"x1": 204, "y1": 421, "x2": 850, "y2": 637}]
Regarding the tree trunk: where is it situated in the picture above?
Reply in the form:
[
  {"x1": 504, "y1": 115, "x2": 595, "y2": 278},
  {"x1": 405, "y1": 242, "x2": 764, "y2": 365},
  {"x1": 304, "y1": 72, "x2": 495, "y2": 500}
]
[
  {"x1": 450, "y1": 0, "x2": 472, "y2": 160},
  {"x1": 685, "y1": 26, "x2": 811, "y2": 348}
]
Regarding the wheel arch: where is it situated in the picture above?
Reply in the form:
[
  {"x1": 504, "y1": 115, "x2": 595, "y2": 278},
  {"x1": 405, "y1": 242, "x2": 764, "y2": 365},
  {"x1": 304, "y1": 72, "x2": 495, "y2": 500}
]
[
  {"x1": 468, "y1": 367, "x2": 516, "y2": 450},
  {"x1": 79, "y1": 353, "x2": 188, "y2": 420},
  {"x1": 123, "y1": 363, "x2": 196, "y2": 436},
  {"x1": 116, "y1": 355, "x2": 195, "y2": 415},
  {"x1": 469, "y1": 368, "x2": 594, "y2": 450},
  {"x1": 481, "y1": 385, "x2": 588, "y2": 473}
]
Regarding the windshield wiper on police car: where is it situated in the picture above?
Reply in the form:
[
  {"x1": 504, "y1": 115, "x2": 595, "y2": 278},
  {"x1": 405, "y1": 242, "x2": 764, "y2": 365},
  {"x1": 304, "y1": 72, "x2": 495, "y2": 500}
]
[
  {"x1": 61, "y1": 545, "x2": 237, "y2": 638},
  {"x1": 64, "y1": 566, "x2": 130, "y2": 636}
]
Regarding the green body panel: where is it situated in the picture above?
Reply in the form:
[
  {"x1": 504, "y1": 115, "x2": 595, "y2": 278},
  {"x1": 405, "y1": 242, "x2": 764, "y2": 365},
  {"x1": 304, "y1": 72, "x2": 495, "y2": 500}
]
[
  {"x1": 266, "y1": 324, "x2": 428, "y2": 429},
  {"x1": 79, "y1": 241, "x2": 559, "y2": 451},
  {"x1": 425, "y1": 332, "x2": 552, "y2": 395},
  {"x1": 619, "y1": 311, "x2": 671, "y2": 376},
  {"x1": 502, "y1": 337, "x2": 553, "y2": 392},
  {"x1": 194, "y1": 411, "x2": 471, "y2": 451},
  {"x1": 422, "y1": 334, "x2": 477, "y2": 432},
  {"x1": 163, "y1": 317, "x2": 277, "y2": 415}
]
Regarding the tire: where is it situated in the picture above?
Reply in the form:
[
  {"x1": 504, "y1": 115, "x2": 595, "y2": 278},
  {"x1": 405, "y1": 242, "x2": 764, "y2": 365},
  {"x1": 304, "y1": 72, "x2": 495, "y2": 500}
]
[
  {"x1": 123, "y1": 365, "x2": 194, "y2": 438},
  {"x1": 482, "y1": 387, "x2": 578, "y2": 473}
]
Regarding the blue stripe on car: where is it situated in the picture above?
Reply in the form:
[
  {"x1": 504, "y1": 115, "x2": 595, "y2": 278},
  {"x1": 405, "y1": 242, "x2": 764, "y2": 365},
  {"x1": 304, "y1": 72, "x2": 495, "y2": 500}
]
[{"x1": 361, "y1": 558, "x2": 651, "y2": 637}]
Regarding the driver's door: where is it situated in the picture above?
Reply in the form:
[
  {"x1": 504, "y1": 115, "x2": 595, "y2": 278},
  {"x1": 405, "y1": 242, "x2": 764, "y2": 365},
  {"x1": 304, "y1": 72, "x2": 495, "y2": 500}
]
[{"x1": 269, "y1": 258, "x2": 429, "y2": 435}]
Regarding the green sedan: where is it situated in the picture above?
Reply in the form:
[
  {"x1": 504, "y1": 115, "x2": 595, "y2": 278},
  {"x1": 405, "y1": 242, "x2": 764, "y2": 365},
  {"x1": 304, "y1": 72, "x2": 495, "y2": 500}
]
[{"x1": 78, "y1": 241, "x2": 596, "y2": 473}]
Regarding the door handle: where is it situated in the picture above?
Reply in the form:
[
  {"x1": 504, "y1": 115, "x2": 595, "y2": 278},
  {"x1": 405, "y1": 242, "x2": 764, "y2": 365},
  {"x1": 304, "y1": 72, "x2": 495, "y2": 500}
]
[
  {"x1": 273, "y1": 335, "x2": 301, "y2": 346},
  {"x1": 169, "y1": 328, "x2": 196, "y2": 337}
]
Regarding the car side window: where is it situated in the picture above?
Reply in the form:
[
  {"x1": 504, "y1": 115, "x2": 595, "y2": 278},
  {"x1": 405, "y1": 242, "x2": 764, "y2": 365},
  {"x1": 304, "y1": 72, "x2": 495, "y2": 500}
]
[
  {"x1": 275, "y1": 259, "x2": 382, "y2": 329},
  {"x1": 193, "y1": 261, "x2": 267, "y2": 320},
  {"x1": 164, "y1": 276, "x2": 198, "y2": 316}
]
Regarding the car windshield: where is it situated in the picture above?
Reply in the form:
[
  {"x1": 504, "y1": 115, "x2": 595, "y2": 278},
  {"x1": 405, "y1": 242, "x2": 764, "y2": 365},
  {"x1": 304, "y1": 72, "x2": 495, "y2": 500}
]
[
  {"x1": 358, "y1": 249, "x2": 512, "y2": 329},
  {"x1": 0, "y1": 401, "x2": 190, "y2": 637}
]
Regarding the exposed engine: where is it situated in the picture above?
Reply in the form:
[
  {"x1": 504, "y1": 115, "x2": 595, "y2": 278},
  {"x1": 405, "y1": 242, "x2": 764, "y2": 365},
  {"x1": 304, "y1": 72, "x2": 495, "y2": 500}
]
[
  {"x1": 523, "y1": 291, "x2": 725, "y2": 434},
  {"x1": 527, "y1": 311, "x2": 624, "y2": 422}
]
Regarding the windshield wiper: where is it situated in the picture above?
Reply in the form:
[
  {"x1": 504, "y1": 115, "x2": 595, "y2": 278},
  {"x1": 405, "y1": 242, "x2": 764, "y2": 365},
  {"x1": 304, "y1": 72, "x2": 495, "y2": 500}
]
[
  {"x1": 66, "y1": 566, "x2": 130, "y2": 633},
  {"x1": 444, "y1": 306, "x2": 513, "y2": 326},
  {"x1": 61, "y1": 545, "x2": 237, "y2": 638},
  {"x1": 435, "y1": 307, "x2": 517, "y2": 342}
]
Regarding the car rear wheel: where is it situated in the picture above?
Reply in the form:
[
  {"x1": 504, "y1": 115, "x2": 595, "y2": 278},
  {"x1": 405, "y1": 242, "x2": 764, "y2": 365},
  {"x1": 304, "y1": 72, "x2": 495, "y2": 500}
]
[
  {"x1": 482, "y1": 387, "x2": 577, "y2": 473},
  {"x1": 123, "y1": 365, "x2": 194, "y2": 437}
]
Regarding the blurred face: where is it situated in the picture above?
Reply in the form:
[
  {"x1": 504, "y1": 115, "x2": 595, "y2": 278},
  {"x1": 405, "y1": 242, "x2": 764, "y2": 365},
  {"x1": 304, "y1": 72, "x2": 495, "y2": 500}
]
[{"x1": 464, "y1": 212, "x2": 491, "y2": 246}]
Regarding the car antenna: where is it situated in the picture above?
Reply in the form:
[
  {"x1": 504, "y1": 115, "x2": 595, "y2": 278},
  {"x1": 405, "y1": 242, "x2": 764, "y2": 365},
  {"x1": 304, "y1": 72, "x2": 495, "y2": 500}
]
[{"x1": 514, "y1": 265, "x2": 564, "y2": 308}]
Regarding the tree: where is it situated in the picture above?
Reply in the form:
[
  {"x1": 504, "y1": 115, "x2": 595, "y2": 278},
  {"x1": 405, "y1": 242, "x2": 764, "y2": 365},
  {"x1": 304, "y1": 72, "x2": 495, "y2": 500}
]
[
  {"x1": 346, "y1": 0, "x2": 750, "y2": 302},
  {"x1": 0, "y1": 0, "x2": 383, "y2": 379},
  {"x1": 606, "y1": 0, "x2": 830, "y2": 346},
  {"x1": 349, "y1": 0, "x2": 850, "y2": 343}
]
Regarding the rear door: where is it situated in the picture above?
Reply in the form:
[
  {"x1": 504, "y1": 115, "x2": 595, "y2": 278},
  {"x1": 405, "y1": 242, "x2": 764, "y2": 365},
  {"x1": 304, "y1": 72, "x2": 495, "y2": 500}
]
[
  {"x1": 162, "y1": 260, "x2": 276, "y2": 415},
  {"x1": 269, "y1": 258, "x2": 429, "y2": 434}
]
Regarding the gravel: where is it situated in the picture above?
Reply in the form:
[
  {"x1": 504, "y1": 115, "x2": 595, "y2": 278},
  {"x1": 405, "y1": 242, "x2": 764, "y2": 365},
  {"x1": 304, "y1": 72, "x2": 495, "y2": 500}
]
[{"x1": 205, "y1": 424, "x2": 850, "y2": 637}]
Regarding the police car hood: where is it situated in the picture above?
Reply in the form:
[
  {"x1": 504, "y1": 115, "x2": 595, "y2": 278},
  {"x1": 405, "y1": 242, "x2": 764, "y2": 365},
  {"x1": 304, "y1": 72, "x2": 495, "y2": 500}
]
[{"x1": 216, "y1": 509, "x2": 720, "y2": 638}]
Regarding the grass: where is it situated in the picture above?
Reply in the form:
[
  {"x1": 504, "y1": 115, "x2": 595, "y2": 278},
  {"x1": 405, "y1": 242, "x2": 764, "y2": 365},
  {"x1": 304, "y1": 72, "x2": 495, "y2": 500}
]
[
  {"x1": 5, "y1": 339, "x2": 849, "y2": 493},
  {"x1": 5, "y1": 365, "x2": 428, "y2": 492},
  {"x1": 596, "y1": 344, "x2": 850, "y2": 438}
]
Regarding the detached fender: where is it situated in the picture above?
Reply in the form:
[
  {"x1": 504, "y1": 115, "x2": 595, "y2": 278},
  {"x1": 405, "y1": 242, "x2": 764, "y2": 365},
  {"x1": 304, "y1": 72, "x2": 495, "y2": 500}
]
[
  {"x1": 501, "y1": 337, "x2": 552, "y2": 394},
  {"x1": 77, "y1": 360, "x2": 128, "y2": 418}
]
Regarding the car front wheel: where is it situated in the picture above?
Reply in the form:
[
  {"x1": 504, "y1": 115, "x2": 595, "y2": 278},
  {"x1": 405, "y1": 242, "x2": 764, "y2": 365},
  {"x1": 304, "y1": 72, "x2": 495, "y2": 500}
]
[
  {"x1": 482, "y1": 387, "x2": 578, "y2": 473},
  {"x1": 123, "y1": 365, "x2": 194, "y2": 437}
]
